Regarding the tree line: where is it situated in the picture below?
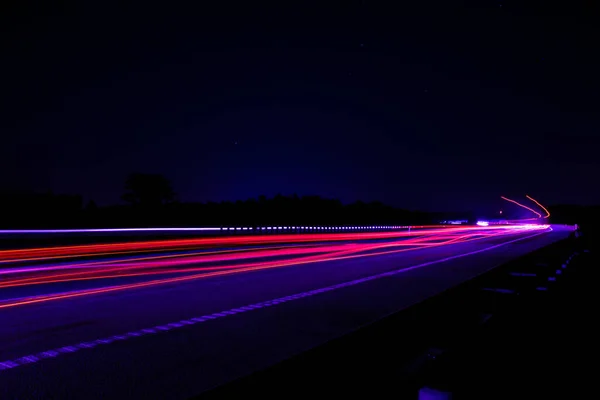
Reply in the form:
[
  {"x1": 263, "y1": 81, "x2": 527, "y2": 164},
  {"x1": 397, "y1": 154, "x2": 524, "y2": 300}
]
[{"x1": 1, "y1": 173, "x2": 473, "y2": 228}]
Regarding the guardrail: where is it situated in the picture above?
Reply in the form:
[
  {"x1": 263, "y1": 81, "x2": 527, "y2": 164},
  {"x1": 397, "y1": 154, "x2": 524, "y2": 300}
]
[{"x1": 0, "y1": 225, "x2": 425, "y2": 235}]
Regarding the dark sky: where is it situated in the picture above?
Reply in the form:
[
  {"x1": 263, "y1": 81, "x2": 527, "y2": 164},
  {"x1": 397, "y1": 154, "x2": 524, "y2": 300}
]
[{"x1": 1, "y1": 1, "x2": 599, "y2": 212}]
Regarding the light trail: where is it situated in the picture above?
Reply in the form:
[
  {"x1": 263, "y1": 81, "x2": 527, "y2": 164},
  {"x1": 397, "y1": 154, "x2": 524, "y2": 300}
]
[
  {"x1": 0, "y1": 233, "x2": 462, "y2": 288},
  {"x1": 0, "y1": 243, "x2": 344, "y2": 277},
  {"x1": 0, "y1": 228, "x2": 222, "y2": 234},
  {"x1": 500, "y1": 196, "x2": 542, "y2": 219},
  {"x1": 0, "y1": 243, "x2": 367, "y2": 287},
  {"x1": 0, "y1": 225, "x2": 534, "y2": 277},
  {"x1": 0, "y1": 226, "x2": 489, "y2": 263},
  {"x1": 0, "y1": 228, "x2": 541, "y2": 309},
  {"x1": 0, "y1": 225, "x2": 538, "y2": 263},
  {"x1": 526, "y1": 195, "x2": 550, "y2": 218},
  {"x1": 0, "y1": 228, "x2": 443, "y2": 258},
  {"x1": 0, "y1": 231, "x2": 483, "y2": 288},
  {"x1": 0, "y1": 224, "x2": 548, "y2": 309},
  {"x1": 0, "y1": 226, "x2": 554, "y2": 378}
]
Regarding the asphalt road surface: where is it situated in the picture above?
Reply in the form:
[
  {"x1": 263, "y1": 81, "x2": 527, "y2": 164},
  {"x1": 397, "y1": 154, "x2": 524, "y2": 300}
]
[{"x1": 0, "y1": 225, "x2": 572, "y2": 399}]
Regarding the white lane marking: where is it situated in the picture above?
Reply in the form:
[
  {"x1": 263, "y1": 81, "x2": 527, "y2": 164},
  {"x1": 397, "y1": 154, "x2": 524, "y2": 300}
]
[{"x1": 0, "y1": 229, "x2": 550, "y2": 372}]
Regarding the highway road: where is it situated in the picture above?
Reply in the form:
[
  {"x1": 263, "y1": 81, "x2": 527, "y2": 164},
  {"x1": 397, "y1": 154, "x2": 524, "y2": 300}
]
[{"x1": 0, "y1": 225, "x2": 572, "y2": 399}]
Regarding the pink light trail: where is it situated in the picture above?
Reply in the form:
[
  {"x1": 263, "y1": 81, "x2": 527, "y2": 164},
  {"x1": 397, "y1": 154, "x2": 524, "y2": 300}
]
[{"x1": 0, "y1": 224, "x2": 549, "y2": 309}]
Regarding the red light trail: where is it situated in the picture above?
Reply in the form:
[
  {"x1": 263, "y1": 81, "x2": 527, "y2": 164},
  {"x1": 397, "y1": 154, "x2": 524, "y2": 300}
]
[
  {"x1": 500, "y1": 196, "x2": 542, "y2": 219},
  {"x1": 0, "y1": 225, "x2": 549, "y2": 310},
  {"x1": 0, "y1": 227, "x2": 451, "y2": 263},
  {"x1": 526, "y1": 195, "x2": 550, "y2": 218},
  {"x1": 0, "y1": 231, "x2": 489, "y2": 288}
]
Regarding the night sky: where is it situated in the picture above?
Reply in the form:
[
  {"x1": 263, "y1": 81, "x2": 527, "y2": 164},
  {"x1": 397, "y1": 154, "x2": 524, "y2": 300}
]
[{"x1": 1, "y1": 1, "x2": 599, "y2": 212}]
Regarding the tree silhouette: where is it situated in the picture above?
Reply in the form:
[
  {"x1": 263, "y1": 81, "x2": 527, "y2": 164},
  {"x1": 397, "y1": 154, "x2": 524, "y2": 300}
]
[{"x1": 122, "y1": 173, "x2": 175, "y2": 207}]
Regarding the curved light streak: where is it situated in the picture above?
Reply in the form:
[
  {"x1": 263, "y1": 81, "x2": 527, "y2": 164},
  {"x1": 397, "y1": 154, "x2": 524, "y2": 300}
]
[
  {"x1": 526, "y1": 195, "x2": 550, "y2": 218},
  {"x1": 500, "y1": 196, "x2": 542, "y2": 219}
]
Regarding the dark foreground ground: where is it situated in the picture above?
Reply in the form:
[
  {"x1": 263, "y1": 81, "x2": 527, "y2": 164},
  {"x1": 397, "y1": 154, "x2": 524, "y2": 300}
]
[{"x1": 202, "y1": 228, "x2": 593, "y2": 399}]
